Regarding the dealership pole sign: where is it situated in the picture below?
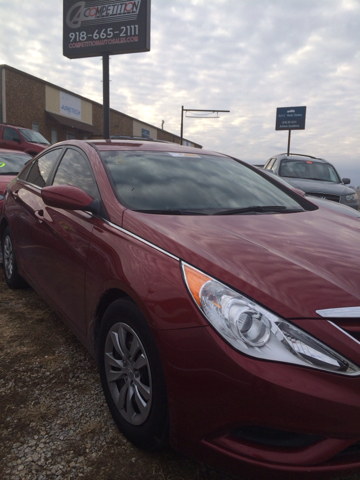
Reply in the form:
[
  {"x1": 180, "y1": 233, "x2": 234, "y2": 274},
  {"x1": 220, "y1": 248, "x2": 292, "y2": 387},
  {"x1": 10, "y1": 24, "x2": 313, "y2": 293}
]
[
  {"x1": 63, "y1": 0, "x2": 151, "y2": 59},
  {"x1": 275, "y1": 106, "x2": 306, "y2": 131},
  {"x1": 276, "y1": 106, "x2": 307, "y2": 155},
  {"x1": 63, "y1": 0, "x2": 151, "y2": 139}
]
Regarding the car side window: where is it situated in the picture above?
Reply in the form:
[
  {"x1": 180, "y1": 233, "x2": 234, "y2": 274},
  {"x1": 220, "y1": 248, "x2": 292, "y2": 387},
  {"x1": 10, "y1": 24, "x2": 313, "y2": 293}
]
[
  {"x1": 52, "y1": 148, "x2": 99, "y2": 199},
  {"x1": 26, "y1": 149, "x2": 62, "y2": 187},
  {"x1": 3, "y1": 127, "x2": 22, "y2": 142},
  {"x1": 17, "y1": 161, "x2": 33, "y2": 181},
  {"x1": 265, "y1": 158, "x2": 276, "y2": 171}
]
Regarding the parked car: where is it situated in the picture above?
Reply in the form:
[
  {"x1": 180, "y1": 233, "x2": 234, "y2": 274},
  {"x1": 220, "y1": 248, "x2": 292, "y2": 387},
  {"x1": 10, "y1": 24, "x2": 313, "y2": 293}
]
[
  {"x1": 0, "y1": 123, "x2": 50, "y2": 156},
  {"x1": 261, "y1": 168, "x2": 360, "y2": 219},
  {"x1": 0, "y1": 149, "x2": 32, "y2": 263},
  {"x1": 1, "y1": 140, "x2": 360, "y2": 478},
  {"x1": 0, "y1": 148, "x2": 32, "y2": 215},
  {"x1": 263, "y1": 153, "x2": 359, "y2": 209}
]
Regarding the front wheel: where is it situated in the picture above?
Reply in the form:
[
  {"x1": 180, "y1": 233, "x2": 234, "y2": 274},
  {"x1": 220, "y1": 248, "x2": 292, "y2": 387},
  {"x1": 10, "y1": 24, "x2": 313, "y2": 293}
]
[
  {"x1": 2, "y1": 226, "x2": 27, "y2": 289},
  {"x1": 98, "y1": 299, "x2": 169, "y2": 451}
]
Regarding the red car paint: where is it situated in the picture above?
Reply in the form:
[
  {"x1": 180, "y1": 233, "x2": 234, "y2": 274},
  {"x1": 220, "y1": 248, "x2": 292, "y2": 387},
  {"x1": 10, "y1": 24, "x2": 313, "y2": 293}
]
[
  {"x1": 0, "y1": 148, "x2": 32, "y2": 217},
  {"x1": 1, "y1": 140, "x2": 360, "y2": 478},
  {"x1": 0, "y1": 124, "x2": 49, "y2": 156}
]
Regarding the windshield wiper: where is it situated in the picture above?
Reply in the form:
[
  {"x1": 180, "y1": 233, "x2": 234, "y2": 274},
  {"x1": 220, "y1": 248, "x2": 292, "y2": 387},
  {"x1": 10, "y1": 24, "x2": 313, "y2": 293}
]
[
  {"x1": 0, "y1": 171, "x2": 19, "y2": 175},
  {"x1": 134, "y1": 209, "x2": 209, "y2": 215},
  {"x1": 214, "y1": 205, "x2": 303, "y2": 215}
]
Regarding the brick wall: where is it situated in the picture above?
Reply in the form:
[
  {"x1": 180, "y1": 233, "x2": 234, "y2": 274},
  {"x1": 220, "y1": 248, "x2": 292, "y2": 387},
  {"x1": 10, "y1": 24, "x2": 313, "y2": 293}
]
[
  {"x1": 1, "y1": 65, "x2": 202, "y2": 147},
  {"x1": 5, "y1": 69, "x2": 49, "y2": 140}
]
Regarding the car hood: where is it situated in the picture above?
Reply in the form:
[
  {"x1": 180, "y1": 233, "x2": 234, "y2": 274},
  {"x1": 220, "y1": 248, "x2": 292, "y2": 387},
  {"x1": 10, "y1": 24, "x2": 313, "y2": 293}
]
[
  {"x1": 123, "y1": 208, "x2": 360, "y2": 320},
  {"x1": 284, "y1": 177, "x2": 354, "y2": 196},
  {"x1": 32, "y1": 143, "x2": 48, "y2": 148},
  {"x1": 307, "y1": 196, "x2": 360, "y2": 218},
  {"x1": 25, "y1": 143, "x2": 48, "y2": 152}
]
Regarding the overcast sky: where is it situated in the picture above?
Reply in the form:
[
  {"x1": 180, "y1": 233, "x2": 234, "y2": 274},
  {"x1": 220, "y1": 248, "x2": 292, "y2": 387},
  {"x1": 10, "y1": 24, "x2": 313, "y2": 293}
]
[{"x1": 1, "y1": 0, "x2": 359, "y2": 185}]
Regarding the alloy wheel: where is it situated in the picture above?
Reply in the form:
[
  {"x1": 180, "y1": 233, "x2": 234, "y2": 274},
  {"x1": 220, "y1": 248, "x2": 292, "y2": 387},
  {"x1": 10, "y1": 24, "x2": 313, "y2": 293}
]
[{"x1": 104, "y1": 322, "x2": 152, "y2": 426}]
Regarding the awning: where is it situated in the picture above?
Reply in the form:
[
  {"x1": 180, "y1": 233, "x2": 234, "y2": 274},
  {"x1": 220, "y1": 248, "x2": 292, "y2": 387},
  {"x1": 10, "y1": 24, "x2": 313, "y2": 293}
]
[{"x1": 46, "y1": 112, "x2": 102, "y2": 135}]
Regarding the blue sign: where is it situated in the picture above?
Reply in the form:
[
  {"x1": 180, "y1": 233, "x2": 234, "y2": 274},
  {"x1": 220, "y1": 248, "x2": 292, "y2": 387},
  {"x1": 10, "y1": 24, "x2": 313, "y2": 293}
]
[
  {"x1": 276, "y1": 106, "x2": 306, "y2": 130},
  {"x1": 142, "y1": 128, "x2": 150, "y2": 138}
]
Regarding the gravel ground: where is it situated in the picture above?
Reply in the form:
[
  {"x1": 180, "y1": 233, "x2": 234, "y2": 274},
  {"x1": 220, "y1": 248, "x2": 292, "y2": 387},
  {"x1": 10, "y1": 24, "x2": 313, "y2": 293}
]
[
  {"x1": 0, "y1": 259, "x2": 359, "y2": 480},
  {"x1": 0, "y1": 264, "x2": 241, "y2": 480}
]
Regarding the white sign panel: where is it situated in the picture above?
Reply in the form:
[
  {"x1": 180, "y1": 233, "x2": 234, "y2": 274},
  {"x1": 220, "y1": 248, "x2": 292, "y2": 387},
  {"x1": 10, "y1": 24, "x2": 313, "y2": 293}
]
[{"x1": 60, "y1": 92, "x2": 82, "y2": 120}]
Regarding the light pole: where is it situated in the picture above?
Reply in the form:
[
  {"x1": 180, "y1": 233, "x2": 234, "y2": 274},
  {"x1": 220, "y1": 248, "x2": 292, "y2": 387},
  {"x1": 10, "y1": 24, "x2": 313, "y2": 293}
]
[{"x1": 180, "y1": 106, "x2": 230, "y2": 145}]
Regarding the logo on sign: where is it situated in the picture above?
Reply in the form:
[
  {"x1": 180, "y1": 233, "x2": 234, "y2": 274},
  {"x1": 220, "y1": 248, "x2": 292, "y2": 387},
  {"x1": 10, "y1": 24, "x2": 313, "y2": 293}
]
[
  {"x1": 60, "y1": 92, "x2": 82, "y2": 120},
  {"x1": 66, "y1": 1, "x2": 142, "y2": 28}
]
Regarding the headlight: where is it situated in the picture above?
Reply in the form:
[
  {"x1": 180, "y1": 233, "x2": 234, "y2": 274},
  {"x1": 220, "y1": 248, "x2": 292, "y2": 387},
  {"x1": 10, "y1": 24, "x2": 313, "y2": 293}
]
[
  {"x1": 345, "y1": 193, "x2": 358, "y2": 202},
  {"x1": 182, "y1": 262, "x2": 360, "y2": 376}
]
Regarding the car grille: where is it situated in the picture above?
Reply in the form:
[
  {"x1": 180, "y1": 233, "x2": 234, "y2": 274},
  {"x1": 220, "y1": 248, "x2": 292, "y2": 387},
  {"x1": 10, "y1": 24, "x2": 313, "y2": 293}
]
[
  {"x1": 306, "y1": 192, "x2": 340, "y2": 202},
  {"x1": 230, "y1": 426, "x2": 322, "y2": 448},
  {"x1": 335, "y1": 441, "x2": 360, "y2": 458}
]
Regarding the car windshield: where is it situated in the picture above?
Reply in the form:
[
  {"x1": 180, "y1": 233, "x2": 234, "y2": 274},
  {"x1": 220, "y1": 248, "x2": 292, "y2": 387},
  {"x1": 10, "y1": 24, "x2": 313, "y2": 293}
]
[
  {"x1": 0, "y1": 152, "x2": 32, "y2": 175},
  {"x1": 100, "y1": 150, "x2": 306, "y2": 214},
  {"x1": 279, "y1": 159, "x2": 340, "y2": 182},
  {"x1": 18, "y1": 128, "x2": 50, "y2": 145}
]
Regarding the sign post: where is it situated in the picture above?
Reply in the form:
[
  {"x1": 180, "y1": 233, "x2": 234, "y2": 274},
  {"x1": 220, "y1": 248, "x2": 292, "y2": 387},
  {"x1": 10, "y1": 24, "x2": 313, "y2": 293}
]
[
  {"x1": 275, "y1": 106, "x2": 306, "y2": 155},
  {"x1": 103, "y1": 53, "x2": 110, "y2": 139},
  {"x1": 63, "y1": 0, "x2": 151, "y2": 138}
]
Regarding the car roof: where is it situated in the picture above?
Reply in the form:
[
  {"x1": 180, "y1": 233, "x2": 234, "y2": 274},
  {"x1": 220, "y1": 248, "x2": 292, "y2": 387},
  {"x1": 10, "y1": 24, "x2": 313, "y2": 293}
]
[
  {"x1": 0, "y1": 123, "x2": 29, "y2": 129},
  {"x1": 274, "y1": 153, "x2": 330, "y2": 164},
  {"x1": 110, "y1": 135, "x2": 170, "y2": 143},
  {"x1": 53, "y1": 139, "x2": 226, "y2": 157}
]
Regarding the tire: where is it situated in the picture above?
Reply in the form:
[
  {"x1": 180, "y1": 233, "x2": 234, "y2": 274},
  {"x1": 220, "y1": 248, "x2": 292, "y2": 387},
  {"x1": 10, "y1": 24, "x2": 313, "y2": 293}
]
[
  {"x1": 98, "y1": 299, "x2": 169, "y2": 451},
  {"x1": 2, "y1": 226, "x2": 27, "y2": 289}
]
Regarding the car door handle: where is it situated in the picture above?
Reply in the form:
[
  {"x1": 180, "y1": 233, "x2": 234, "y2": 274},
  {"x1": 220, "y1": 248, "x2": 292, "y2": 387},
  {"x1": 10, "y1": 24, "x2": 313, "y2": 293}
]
[
  {"x1": 12, "y1": 190, "x2": 19, "y2": 199},
  {"x1": 35, "y1": 209, "x2": 44, "y2": 223}
]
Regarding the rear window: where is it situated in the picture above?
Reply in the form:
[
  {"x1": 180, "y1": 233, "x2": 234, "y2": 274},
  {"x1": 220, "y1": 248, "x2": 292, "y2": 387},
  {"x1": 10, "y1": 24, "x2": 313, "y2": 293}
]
[{"x1": 100, "y1": 150, "x2": 306, "y2": 214}]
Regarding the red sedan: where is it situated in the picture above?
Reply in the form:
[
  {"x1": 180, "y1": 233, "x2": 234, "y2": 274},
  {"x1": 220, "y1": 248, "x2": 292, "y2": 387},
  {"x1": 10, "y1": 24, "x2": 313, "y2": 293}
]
[{"x1": 1, "y1": 139, "x2": 360, "y2": 478}]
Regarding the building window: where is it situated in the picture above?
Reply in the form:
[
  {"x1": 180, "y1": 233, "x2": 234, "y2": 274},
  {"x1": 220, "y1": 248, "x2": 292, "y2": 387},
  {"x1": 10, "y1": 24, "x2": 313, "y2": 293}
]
[
  {"x1": 32, "y1": 122, "x2": 39, "y2": 132},
  {"x1": 51, "y1": 129, "x2": 58, "y2": 144},
  {"x1": 66, "y1": 132, "x2": 75, "y2": 140}
]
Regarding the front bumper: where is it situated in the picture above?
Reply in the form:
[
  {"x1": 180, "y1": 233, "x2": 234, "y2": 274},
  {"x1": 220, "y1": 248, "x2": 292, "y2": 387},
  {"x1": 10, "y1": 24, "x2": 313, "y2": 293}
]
[{"x1": 156, "y1": 324, "x2": 360, "y2": 477}]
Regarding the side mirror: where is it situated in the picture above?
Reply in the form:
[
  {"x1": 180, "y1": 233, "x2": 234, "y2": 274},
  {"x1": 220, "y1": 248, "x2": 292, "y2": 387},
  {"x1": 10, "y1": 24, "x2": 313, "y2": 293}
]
[
  {"x1": 342, "y1": 178, "x2": 351, "y2": 185},
  {"x1": 41, "y1": 185, "x2": 94, "y2": 210},
  {"x1": 13, "y1": 137, "x2": 22, "y2": 143}
]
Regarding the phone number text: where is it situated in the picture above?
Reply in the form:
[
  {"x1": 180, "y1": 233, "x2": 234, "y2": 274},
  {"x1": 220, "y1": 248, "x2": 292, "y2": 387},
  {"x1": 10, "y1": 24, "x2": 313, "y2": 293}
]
[{"x1": 69, "y1": 25, "x2": 139, "y2": 42}]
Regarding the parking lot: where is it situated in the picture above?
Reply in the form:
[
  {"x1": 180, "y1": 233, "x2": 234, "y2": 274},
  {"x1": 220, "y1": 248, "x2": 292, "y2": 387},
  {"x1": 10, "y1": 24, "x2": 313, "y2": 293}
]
[
  {"x1": 1, "y1": 262, "x2": 360, "y2": 480},
  {"x1": 0, "y1": 270, "x2": 243, "y2": 480},
  {"x1": 0, "y1": 182, "x2": 359, "y2": 480}
]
